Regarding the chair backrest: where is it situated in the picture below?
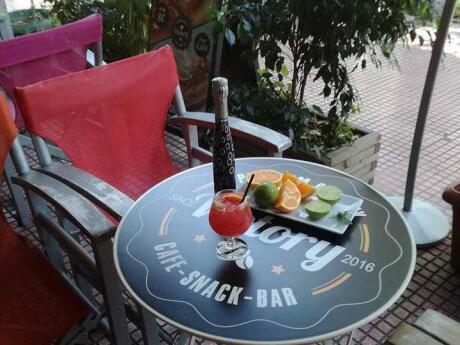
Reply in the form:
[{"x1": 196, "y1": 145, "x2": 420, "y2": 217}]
[
  {"x1": 15, "y1": 45, "x2": 180, "y2": 199},
  {"x1": 0, "y1": 13, "x2": 103, "y2": 128}
]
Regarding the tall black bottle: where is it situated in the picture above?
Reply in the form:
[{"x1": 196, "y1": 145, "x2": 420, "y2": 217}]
[{"x1": 212, "y1": 77, "x2": 236, "y2": 193}]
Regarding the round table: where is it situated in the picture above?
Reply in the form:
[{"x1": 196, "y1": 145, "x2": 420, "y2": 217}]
[{"x1": 114, "y1": 158, "x2": 415, "y2": 345}]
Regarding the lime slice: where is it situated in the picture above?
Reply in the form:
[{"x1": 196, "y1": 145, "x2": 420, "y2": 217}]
[
  {"x1": 316, "y1": 186, "x2": 343, "y2": 205},
  {"x1": 304, "y1": 200, "x2": 331, "y2": 220},
  {"x1": 254, "y1": 182, "x2": 279, "y2": 208}
]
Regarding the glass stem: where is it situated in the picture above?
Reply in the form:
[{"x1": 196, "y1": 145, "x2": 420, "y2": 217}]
[{"x1": 226, "y1": 237, "x2": 236, "y2": 249}]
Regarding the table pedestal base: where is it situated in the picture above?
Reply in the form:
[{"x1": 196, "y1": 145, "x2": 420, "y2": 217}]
[{"x1": 387, "y1": 197, "x2": 449, "y2": 247}]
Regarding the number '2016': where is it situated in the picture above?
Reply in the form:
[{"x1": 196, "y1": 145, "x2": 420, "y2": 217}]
[{"x1": 341, "y1": 254, "x2": 375, "y2": 272}]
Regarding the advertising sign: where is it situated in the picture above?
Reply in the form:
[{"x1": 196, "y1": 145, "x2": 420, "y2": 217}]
[{"x1": 150, "y1": 1, "x2": 218, "y2": 111}]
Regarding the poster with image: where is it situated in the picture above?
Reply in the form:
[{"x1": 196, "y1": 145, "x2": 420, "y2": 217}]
[{"x1": 150, "y1": 0, "x2": 218, "y2": 111}]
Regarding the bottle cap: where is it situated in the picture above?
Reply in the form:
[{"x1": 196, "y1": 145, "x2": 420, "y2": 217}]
[{"x1": 212, "y1": 77, "x2": 229, "y2": 98}]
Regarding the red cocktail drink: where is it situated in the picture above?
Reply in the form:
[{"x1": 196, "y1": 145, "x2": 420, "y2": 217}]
[
  {"x1": 209, "y1": 192, "x2": 253, "y2": 236},
  {"x1": 209, "y1": 189, "x2": 253, "y2": 260}
]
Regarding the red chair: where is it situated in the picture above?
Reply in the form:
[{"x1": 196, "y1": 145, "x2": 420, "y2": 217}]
[
  {"x1": 0, "y1": 13, "x2": 103, "y2": 226},
  {"x1": 0, "y1": 13, "x2": 103, "y2": 128},
  {"x1": 16, "y1": 45, "x2": 179, "y2": 199},
  {"x1": 0, "y1": 94, "x2": 90, "y2": 345},
  {"x1": 15, "y1": 45, "x2": 291, "y2": 201}
]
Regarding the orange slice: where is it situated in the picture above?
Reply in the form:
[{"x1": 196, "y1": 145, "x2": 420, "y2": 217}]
[
  {"x1": 246, "y1": 169, "x2": 283, "y2": 188},
  {"x1": 282, "y1": 171, "x2": 316, "y2": 199},
  {"x1": 282, "y1": 171, "x2": 297, "y2": 183},
  {"x1": 274, "y1": 180, "x2": 301, "y2": 213},
  {"x1": 297, "y1": 181, "x2": 316, "y2": 199}
]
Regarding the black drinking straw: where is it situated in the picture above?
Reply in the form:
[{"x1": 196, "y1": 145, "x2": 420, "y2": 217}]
[{"x1": 241, "y1": 174, "x2": 254, "y2": 203}]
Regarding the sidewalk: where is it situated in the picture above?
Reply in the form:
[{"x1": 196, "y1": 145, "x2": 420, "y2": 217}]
[{"x1": 303, "y1": 36, "x2": 460, "y2": 218}]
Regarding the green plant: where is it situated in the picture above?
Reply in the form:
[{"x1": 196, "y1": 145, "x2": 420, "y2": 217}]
[
  {"x1": 47, "y1": 0, "x2": 150, "y2": 62},
  {"x1": 229, "y1": 68, "x2": 308, "y2": 147},
  {"x1": 455, "y1": 1, "x2": 460, "y2": 19},
  {"x1": 10, "y1": 8, "x2": 59, "y2": 36},
  {"x1": 210, "y1": 0, "x2": 435, "y2": 154},
  {"x1": 229, "y1": 67, "x2": 357, "y2": 154}
]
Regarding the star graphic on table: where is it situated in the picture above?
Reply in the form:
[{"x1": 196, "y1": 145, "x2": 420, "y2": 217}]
[
  {"x1": 193, "y1": 234, "x2": 206, "y2": 244},
  {"x1": 271, "y1": 265, "x2": 286, "y2": 275}
]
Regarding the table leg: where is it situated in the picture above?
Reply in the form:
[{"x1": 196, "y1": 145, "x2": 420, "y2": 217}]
[{"x1": 138, "y1": 304, "x2": 160, "y2": 345}]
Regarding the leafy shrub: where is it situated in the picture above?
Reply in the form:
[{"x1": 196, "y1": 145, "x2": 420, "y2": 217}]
[
  {"x1": 47, "y1": 0, "x2": 150, "y2": 62},
  {"x1": 210, "y1": 0, "x2": 435, "y2": 154},
  {"x1": 455, "y1": 1, "x2": 460, "y2": 19},
  {"x1": 10, "y1": 8, "x2": 59, "y2": 36},
  {"x1": 229, "y1": 68, "x2": 356, "y2": 155}
]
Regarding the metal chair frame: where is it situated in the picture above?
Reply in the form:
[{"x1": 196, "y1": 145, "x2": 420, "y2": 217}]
[
  {"x1": 10, "y1": 136, "x2": 141, "y2": 344},
  {"x1": 0, "y1": 0, "x2": 13, "y2": 40},
  {"x1": 3, "y1": 136, "x2": 111, "y2": 343}
]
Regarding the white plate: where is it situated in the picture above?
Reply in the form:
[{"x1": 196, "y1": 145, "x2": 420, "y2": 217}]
[{"x1": 247, "y1": 193, "x2": 363, "y2": 235}]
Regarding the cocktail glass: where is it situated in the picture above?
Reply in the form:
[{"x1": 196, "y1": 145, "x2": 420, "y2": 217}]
[{"x1": 209, "y1": 189, "x2": 253, "y2": 261}]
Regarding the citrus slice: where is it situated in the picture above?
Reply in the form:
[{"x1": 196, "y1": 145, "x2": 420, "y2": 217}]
[
  {"x1": 274, "y1": 180, "x2": 301, "y2": 213},
  {"x1": 282, "y1": 171, "x2": 315, "y2": 198},
  {"x1": 316, "y1": 185, "x2": 343, "y2": 205},
  {"x1": 304, "y1": 200, "x2": 331, "y2": 220},
  {"x1": 282, "y1": 171, "x2": 297, "y2": 183},
  {"x1": 297, "y1": 181, "x2": 316, "y2": 199},
  {"x1": 246, "y1": 169, "x2": 283, "y2": 188},
  {"x1": 254, "y1": 182, "x2": 279, "y2": 208}
]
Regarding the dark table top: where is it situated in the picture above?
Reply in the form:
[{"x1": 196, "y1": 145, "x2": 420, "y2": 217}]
[{"x1": 114, "y1": 157, "x2": 415, "y2": 344}]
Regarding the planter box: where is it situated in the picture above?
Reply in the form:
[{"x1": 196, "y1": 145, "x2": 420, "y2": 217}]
[
  {"x1": 234, "y1": 123, "x2": 380, "y2": 184},
  {"x1": 285, "y1": 124, "x2": 381, "y2": 184}
]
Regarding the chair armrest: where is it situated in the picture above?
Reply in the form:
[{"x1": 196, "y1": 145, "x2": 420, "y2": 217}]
[
  {"x1": 443, "y1": 180, "x2": 460, "y2": 208},
  {"x1": 37, "y1": 163, "x2": 133, "y2": 221},
  {"x1": 170, "y1": 111, "x2": 292, "y2": 155},
  {"x1": 12, "y1": 170, "x2": 115, "y2": 241}
]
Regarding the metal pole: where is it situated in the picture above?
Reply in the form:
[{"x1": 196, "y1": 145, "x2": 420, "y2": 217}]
[
  {"x1": 0, "y1": 0, "x2": 14, "y2": 40},
  {"x1": 403, "y1": 0, "x2": 457, "y2": 212}
]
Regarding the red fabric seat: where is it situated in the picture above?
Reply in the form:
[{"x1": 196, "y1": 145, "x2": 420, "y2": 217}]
[
  {"x1": 15, "y1": 46, "x2": 181, "y2": 199},
  {"x1": 0, "y1": 95, "x2": 89, "y2": 345},
  {"x1": 0, "y1": 14, "x2": 102, "y2": 128}
]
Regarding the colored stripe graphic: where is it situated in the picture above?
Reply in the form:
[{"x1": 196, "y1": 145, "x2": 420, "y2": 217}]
[
  {"x1": 159, "y1": 208, "x2": 176, "y2": 236},
  {"x1": 359, "y1": 224, "x2": 370, "y2": 253},
  {"x1": 311, "y1": 272, "x2": 352, "y2": 295},
  {"x1": 193, "y1": 182, "x2": 214, "y2": 193}
]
